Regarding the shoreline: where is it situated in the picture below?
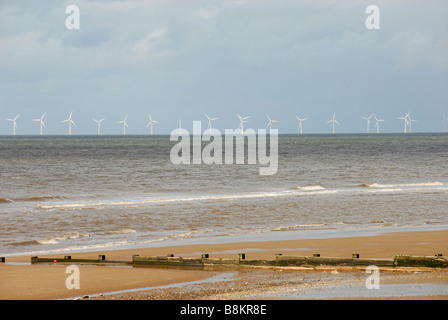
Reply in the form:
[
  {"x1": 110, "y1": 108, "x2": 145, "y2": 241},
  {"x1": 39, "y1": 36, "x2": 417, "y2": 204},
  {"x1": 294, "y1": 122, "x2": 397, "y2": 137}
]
[
  {"x1": 4, "y1": 223, "x2": 448, "y2": 259},
  {"x1": 1, "y1": 228, "x2": 447, "y2": 300}
]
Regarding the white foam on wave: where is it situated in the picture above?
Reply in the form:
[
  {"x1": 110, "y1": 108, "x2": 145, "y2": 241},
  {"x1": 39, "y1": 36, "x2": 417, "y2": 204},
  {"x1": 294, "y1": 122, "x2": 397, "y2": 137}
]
[
  {"x1": 36, "y1": 231, "x2": 89, "y2": 245},
  {"x1": 364, "y1": 182, "x2": 443, "y2": 188},
  {"x1": 34, "y1": 189, "x2": 337, "y2": 211},
  {"x1": 105, "y1": 229, "x2": 136, "y2": 235},
  {"x1": 291, "y1": 185, "x2": 325, "y2": 191}
]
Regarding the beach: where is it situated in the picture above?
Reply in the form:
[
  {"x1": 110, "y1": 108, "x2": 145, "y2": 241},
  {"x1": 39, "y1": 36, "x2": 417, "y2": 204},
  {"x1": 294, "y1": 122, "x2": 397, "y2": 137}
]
[{"x1": 2, "y1": 229, "x2": 447, "y2": 300}]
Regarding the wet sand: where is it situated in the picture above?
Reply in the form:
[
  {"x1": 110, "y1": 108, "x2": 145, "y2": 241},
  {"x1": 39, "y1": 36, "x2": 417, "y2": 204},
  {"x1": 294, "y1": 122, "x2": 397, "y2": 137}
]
[{"x1": 1, "y1": 229, "x2": 447, "y2": 300}]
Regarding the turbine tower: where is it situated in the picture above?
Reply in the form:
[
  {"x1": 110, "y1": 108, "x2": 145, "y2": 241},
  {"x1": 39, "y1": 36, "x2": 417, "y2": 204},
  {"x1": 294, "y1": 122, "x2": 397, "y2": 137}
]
[
  {"x1": 147, "y1": 114, "x2": 159, "y2": 135},
  {"x1": 33, "y1": 112, "x2": 46, "y2": 135},
  {"x1": 6, "y1": 114, "x2": 20, "y2": 135},
  {"x1": 327, "y1": 112, "x2": 340, "y2": 134},
  {"x1": 373, "y1": 115, "x2": 384, "y2": 134},
  {"x1": 118, "y1": 115, "x2": 128, "y2": 135},
  {"x1": 266, "y1": 115, "x2": 278, "y2": 134},
  {"x1": 62, "y1": 111, "x2": 76, "y2": 135},
  {"x1": 236, "y1": 114, "x2": 250, "y2": 134},
  {"x1": 93, "y1": 118, "x2": 105, "y2": 135},
  {"x1": 205, "y1": 114, "x2": 218, "y2": 134},
  {"x1": 361, "y1": 114, "x2": 374, "y2": 134},
  {"x1": 295, "y1": 115, "x2": 308, "y2": 134}
]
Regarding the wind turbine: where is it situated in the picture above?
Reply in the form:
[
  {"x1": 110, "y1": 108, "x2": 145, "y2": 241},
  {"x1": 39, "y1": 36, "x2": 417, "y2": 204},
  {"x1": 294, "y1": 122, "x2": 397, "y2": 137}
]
[
  {"x1": 397, "y1": 112, "x2": 410, "y2": 133},
  {"x1": 327, "y1": 112, "x2": 340, "y2": 134},
  {"x1": 93, "y1": 118, "x2": 105, "y2": 135},
  {"x1": 6, "y1": 114, "x2": 20, "y2": 135},
  {"x1": 146, "y1": 113, "x2": 159, "y2": 135},
  {"x1": 118, "y1": 115, "x2": 128, "y2": 135},
  {"x1": 295, "y1": 115, "x2": 308, "y2": 134},
  {"x1": 373, "y1": 115, "x2": 384, "y2": 134},
  {"x1": 266, "y1": 115, "x2": 278, "y2": 134},
  {"x1": 205, "y1": 114, "x2": 218, "y2": 134},
  {"x1": 236, "y1": 114, "x2": 250, "y2": 134},
  {"x1": 62, "y1": 111, "x2": 76, "y2": 135},
  {"x1": 361, "y1": 114, "x2": 374, "y2": 134},
  {"x1": 407, "y1": 113, "x2": 417, "y2": 133},
  {"x1": 33, "y1": 112, "x2": 46, "y2": 135}
]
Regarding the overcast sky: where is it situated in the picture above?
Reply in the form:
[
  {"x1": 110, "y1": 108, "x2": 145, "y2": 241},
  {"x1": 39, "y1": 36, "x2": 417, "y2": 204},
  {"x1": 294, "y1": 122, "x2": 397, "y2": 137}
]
[{"x1": 1, "y1": 0, "x2": 447, "y2": 135}]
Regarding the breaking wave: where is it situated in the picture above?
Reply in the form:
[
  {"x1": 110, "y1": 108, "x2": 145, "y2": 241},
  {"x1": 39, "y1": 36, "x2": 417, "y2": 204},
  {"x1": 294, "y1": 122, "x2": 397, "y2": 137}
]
[
  {"x1": 105, "y1": 229, "x2": 136, "y2": 235},
  {"x1": 36, "y1": 231, "x2": 90, "y2": 245},
  {"x1": 0, "y1": 195, "x2": 65, "y2": 204},
  {"x1": 291, "y1": 185, "x2": 325, "y2": 191},
  {"x1": 35, "y1": 189, "x2": 337, "y2": 211},
  {"x1": 360, "y1": 182, "x2": 443, "y2": 188}
]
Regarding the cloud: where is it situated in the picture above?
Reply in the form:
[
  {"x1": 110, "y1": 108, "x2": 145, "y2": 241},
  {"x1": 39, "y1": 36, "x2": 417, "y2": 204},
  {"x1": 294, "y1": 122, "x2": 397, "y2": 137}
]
[{"x1": 133, "y1": 28, "x2": 167, "y2": 54}]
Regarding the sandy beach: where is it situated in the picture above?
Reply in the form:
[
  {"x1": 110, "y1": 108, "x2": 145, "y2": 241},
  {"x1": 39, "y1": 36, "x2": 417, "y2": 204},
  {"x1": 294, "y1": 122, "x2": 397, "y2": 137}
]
[{"x1": 1, "y1": 229, "x2": 447, "y2": 300}]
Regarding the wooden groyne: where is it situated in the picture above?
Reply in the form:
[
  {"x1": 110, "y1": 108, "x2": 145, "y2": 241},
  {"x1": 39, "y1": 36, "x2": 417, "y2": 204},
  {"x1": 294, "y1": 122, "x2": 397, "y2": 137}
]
[
  {"x1": 26, "y1": 253, "x2": 447, "y2": 270},
  {"x1": 30, "y1": 255, "x2": 132, "y2": 265},
  {"x1": 131, "y1": 253, "x2": 448, "y2": 270}
]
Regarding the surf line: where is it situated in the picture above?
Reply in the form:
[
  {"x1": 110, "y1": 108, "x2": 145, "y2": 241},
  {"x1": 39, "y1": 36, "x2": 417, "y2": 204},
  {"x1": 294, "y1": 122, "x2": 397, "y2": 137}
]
[{"x1": 170, "y1": 121, "x2": 278, "y2": 176}]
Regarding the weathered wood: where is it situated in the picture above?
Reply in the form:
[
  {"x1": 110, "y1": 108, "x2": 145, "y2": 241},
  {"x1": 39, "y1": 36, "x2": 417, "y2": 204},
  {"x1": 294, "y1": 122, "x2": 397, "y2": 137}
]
[
  {"x1": 28, "y1": 253, "x2": 448, "y2": 269},
  {"x1": 393, "y1": 255, "x2": 448, "y2": 268},
  {"x1": 274, "y1": 255, "x2": 394, "y2": 267},
  {"x1": 132, "y1": 255, "x2": 205, "y2": 268},
  {"x1": 30, "y1": 255, "x2": 131, "y2": 265}
]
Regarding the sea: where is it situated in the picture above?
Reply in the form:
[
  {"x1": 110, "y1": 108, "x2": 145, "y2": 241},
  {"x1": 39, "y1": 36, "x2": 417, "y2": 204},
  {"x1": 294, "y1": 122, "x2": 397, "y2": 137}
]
[{"x1": 1, "y1": 133, "x2": 447, "y2": 257}]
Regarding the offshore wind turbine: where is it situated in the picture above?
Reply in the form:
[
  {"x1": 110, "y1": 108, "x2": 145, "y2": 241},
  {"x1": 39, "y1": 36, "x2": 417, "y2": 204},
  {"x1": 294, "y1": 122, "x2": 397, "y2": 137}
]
[
  {"x1": 373, "y1": 115, "x2": 384, "y2": 134},
  {"x1": 62, "y1": 111, "x2": 76, "y2": 135},
  {"x1": 327, "y1": 112, "x2": 340, "y2": 134},
  {"x1": 205, "y1": 114, "x2": 218, "y2": 134},
  {"x1": 407, "y1": 113, "x2": 417, "y2": 133},
  {"x1": 93, "y1": 118, "x2": 105, "y2": 135},
  {"x1": 6, "y1": 114, "x2": 20, "y2": 135},
  {"x1": 295, "y1": 115, "x2": 308, "y2": 135},
  {"x1": 118, "y1": 115, "x2": 128, "y2": 135},
  {"x1": 361, "y1": 114, "x2": 374, "y2": 134},
  {"x1": 33, "y1": 112, "x2": 46, "y2": 135},
  {"x1": 146, "y1": 113, "x2": 159, "y2": 135},
  {"x1": 397, "y1": 112, "x2": 410, "y2": 133},
  {"x1": 266, "y1": 115, "x2": 278, "y2": 134},
  {"x1": 236, "y1": 114, "x2": 250, "y2": 134}
]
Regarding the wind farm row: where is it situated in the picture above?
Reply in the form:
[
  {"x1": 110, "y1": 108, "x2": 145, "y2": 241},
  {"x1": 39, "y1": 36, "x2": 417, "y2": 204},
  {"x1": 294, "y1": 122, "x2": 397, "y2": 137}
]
[{"x1": 3, "y1": 111, "x2": 448, "y2": 136}]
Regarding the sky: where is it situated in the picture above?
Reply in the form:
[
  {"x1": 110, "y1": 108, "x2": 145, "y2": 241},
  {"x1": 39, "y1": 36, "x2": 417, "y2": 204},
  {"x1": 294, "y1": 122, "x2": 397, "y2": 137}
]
[{"x1": 1, "y1": 0, "x2": 447, "y2": 135}]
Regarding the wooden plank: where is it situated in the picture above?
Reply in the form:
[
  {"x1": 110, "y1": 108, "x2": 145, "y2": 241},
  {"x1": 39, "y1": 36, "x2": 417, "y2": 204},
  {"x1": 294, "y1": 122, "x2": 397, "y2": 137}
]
[
  {"x1": 30, "y1": 256, "x2": 131, "y2": 265},
  {"x1": 393, "y1": 255, "x2": 448, "y2": 268}
]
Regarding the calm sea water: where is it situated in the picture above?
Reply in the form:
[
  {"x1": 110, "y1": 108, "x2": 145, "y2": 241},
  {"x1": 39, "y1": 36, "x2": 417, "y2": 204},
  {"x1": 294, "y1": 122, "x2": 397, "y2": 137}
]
[{"x1": 1, "y1": 133, "x2": 447, "y2": 257}]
